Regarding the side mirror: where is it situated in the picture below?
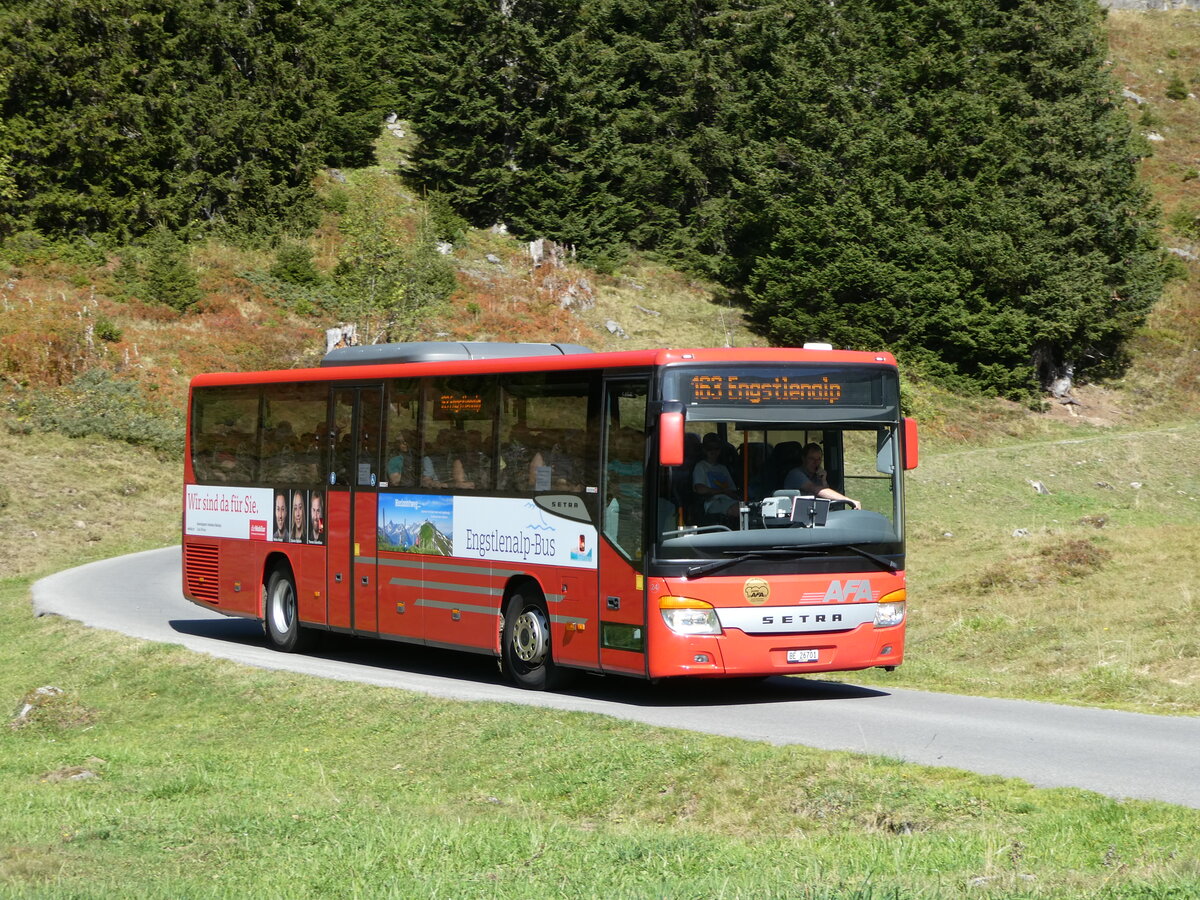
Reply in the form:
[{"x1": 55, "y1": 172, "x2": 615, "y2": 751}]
[
  {"x1": 658, "y1": 412, "x2": 685, "y2": 466},
  {"x1": 903, "y1": 417, "x2": 919, "y2": 470}
]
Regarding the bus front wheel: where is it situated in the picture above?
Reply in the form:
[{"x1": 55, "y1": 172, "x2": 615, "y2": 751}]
[
  {"x1": 502, "y1": 591, "x2": 569, "y2": 691},
  {"x1": 265, "y1": 565, "x2": 315, "y2": 653}
]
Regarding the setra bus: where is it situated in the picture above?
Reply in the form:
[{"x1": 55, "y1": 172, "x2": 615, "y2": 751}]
[{"x1": 182, "y1": 342, "x2": 918, "y2": 689}]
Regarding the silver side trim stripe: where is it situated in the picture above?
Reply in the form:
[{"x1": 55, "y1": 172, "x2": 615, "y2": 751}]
[
  {"x1": 418, "y1": 599, "x2": 497, "y2": 616},
  {"x1": 362, "y1": 555, "x2": 530, "y2": 580},
  {"x1": 387, "y1": 576, "x2": 564, "y2": 605},
  {"x1": 413, "y1": 599, "x2": 584, "y2": 627}
]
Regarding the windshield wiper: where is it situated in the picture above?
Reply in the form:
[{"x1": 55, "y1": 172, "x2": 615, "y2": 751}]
[
  {"x1": 685, "y1": 549, "x2": 827, "y2": 579},
  {"x1": 832, "y1": 544, "x2": 898, "y2": 572}
]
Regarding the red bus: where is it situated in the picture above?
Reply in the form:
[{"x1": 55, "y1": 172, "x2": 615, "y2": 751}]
[{"x1": 182, "y1": 342, "x2": 917, "y2": 689}]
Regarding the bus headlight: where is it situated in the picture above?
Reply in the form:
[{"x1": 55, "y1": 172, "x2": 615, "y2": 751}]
[
  {"x1": 659, "y1": 596, "x2": 722, "y2": 635},
  {"x1": 874, "y1": 589, "x2": 906, "y2": 628}
]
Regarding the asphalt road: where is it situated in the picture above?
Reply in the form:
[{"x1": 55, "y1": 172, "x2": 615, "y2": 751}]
[{"x1": 31, "y1": 546, "x2": 1200, "y2": 809}]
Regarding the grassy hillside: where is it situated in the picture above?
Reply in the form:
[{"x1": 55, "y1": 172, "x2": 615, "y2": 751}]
[{"x1": 1104, "y1": 11, "x2": 1200, "y2": 420}]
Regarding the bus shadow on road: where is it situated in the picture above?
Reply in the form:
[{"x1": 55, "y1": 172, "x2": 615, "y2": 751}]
[
  {"x1": 571, "y1": 675, "x2": 890, "y2": 707},
  {"x1": 167, "y1": 617, "x2": 889, "y2": 705},
  {"x1": 169, "y1": 617, "x2": 269, "y2": 645}
]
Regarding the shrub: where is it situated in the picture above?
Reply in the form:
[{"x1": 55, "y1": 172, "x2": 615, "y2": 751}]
[
  {"x1": 1166, "y1": 205, "x2": 1200, "y2": 241},
  {"x1": 93, "y1": 316, "x2": 122, "y2": 343},
  {"x1": 5, "y1": 368, "x2": 183, "y2": 454},
  {"x1": 144, "y1": 227, "x2": 202, "y2": 312},
  {"x1": 269, "y1": 241, "x2": 321, "y2": 285}
]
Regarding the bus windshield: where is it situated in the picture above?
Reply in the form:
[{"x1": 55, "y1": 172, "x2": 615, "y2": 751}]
[{"x1": 654, "y1": 363, "x2": 904, "y2": 562}]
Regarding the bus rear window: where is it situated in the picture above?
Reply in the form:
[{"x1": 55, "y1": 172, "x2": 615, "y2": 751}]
[{"x1": 191, "y1": 386, "x2": 259, "y2": 484}]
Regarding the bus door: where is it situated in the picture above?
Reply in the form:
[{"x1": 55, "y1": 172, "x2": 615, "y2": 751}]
[
  {"x1": 326, "y1": 385, "x2": 383, "y2": 635},
  {"x1": 597, "y1": 376, "x2": 650, "y2": 677}
]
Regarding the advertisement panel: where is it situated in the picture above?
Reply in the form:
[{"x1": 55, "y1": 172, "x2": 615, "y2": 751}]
[
  {"x1": 185, "y1": 486, "x2": 326, "y2": 544},
  {"x1": 184, "y1": 486, "x2": 275, "y2": 540},
  {"x1": 377, "y1": 493, "x2": 597, "y2": 569}
]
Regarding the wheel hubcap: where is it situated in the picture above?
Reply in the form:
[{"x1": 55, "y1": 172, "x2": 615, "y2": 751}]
[
  {"x1": 271, "y1": 582, "x2": 295, "y2": 636},
  {"x1": 511, "y1": 608, "x2": 549, "y2": 666}
]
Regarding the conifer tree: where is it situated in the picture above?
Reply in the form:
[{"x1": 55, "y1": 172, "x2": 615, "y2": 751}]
[
  {"x1": 144, "y1": 227, "x2": 203, "y2": 312},
  {"x1": 0, "y1": 0, "x2": 343, "y2": 241},
  {"x1": 743, "y1": 0, "x2": 1163, "y2": 395}
]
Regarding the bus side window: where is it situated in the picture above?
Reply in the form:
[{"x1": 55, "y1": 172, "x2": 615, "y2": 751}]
[
  {"x1": 499, "y1": 373, "x2": 592, "y2": 494},
  {"x1": 262, "y1": 382, "x2": 327, "y2": 485},
  {"x1": 603, "y1": 380, "x2": 648, "y2": 560},
  {"x1": 331, "y1": 391, "x2": 354, "y2": 486},
  {"x1": 384, "y1": 379, "x2": 420, "y2": 488},
  {"x1": 190, "y1": 386, "x2": 260, "y2": 485},
  {"x1": 420, "y1": 376, "x2": 497, "y2": 492}
]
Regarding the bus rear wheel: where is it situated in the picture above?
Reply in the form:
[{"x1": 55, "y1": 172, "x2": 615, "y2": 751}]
[
  {"x1": 502, "y1": 591, "x2": 569, "y2": 691},
  {"x1": 265, "y1": 565, "x2": 316, "y2": 653}
]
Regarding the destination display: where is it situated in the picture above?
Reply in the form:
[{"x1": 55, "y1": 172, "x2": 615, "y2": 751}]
[
  {"x1": 435, "y1": 392, "x2": 484, "y2": 417},
  {"x1": 672, "y1": 368, "x2": 888, "y2": 408}
]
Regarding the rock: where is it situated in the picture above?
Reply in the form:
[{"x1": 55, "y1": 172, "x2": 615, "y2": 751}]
[
  {"x1": 1012, "y1": 528, "x2": 1030, "y2": 538},
  {"x1": 485, "y1": 254, "x2": 502, "y2": 265},
  {"x1": 557, "y1": 279, "x2": 595, "y2": 312},
  {"x1": 325, "y1": 324, "x2": 357, "y2": 353},
  {"x1": 11, "y1": 685, "x2": 64, "y2": 728}
]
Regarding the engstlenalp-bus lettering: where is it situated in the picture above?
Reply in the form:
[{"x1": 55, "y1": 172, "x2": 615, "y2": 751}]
[{"x1": 464, "y1": 528, "x2": 555, "y2": 560}]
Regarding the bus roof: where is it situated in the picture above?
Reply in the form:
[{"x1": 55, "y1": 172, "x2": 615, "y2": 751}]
[{"x1": 189, "y1": 344, "x2": 898, "y2": 388}]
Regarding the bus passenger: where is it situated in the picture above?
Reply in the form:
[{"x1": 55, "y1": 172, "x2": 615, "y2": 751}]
[
  {"x1": 785, "y1": 442, "x2": 861, "y2": 509},
  {"x1": 693, "y1": 433, "x2": 739, "y2": 523},
  {"x1": 386, "y1": 432, "x2": 413, "y2": 487},
  {"x1": 499, "y1": 425, "x2": 539, "y2": 490},
  {"x1": 457, "y1": 429, "x2": 491, "y2": 489},
  {"x1": 545, "y1": 431, "x2": 584, "y2": 491}
]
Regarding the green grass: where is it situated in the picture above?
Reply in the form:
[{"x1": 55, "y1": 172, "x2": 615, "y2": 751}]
[
  {"x1": 3, "y1": 423, "x2": 1200, "y2": 897},
  {"x1": 3, "y1": 575, "x2": 1200, "y2": 898},
  {"x1": 849, "y1": 420, "x2": 1200, "y2": 714}
]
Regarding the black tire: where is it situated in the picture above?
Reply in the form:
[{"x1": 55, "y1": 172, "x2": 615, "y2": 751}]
[
  {"x1": 501, "y1": 590, "x2": 570, "y2": 691},
  {"x1": 264, "y1": 565, "x2": 316, "y2": 653}
]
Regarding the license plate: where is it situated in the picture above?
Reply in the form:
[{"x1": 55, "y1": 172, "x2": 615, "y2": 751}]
[{"x1": 786, "y1": 649, "x2": 819, "y2": 663}]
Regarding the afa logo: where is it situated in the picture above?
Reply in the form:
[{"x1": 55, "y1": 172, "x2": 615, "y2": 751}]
[
  {"x1": 823, "y1": 579, "x2": 874, "y2": 603},
  {"x1": 743, "y1": 577, "x2": 771, "y2": 605}
]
